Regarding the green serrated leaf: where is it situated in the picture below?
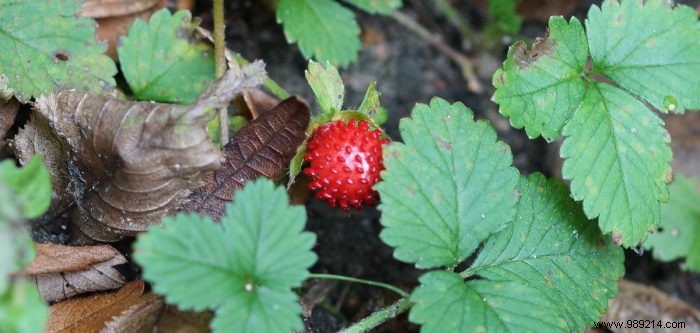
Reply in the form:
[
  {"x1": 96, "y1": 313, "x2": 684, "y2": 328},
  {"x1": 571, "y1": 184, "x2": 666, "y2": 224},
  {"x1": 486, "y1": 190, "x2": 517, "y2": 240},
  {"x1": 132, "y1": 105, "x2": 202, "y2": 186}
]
[
  {"x1": 410, "y1": 174, "x2": 624, "y2": 332},
  {"x1": 343, "y1": 0, "x2": 402, "y2": 14},
  {"x1": 492, "y1": 16, "x2": 588, "y2": 141},
  {"x1": 277, "y1": 0, "x2": 361, "y2": 66},
  {"x1": 0, "y1": 0, "x2": 116, "y2": 102},
  {"x1": 587, "y1": 0, "x2": 700, "y2": 113},
  {"x1": 644, "y1": 174, "x2": 700, "y2": 271},
  {"x1": 561, "y1": 83, "x2": 672, "y2": 247},
  {"x1": 0, "y1": 156, "x2": 51, "y2": 219},
  {"x1": 134, "y1": 179, "x2": 316, "y2": 333},
  {"x1": 377, "y1": 98, "x2": 519, "y2": 269},
  {"x1": 469, "y1": 173, "x2": 624, "y2": 330},
  {"x1": 287, "y1": 141, "x2": 307, "y2": 188},
  {"x1": 305, "y1": 61, "x2": 344, "y2": 113},
  {"x1": 358, "y1": 82, "x2": 388, "y2": 126},
  {"x1": 411, "y1": 271, "x2": 563, "y2": 332},
  {"x1": 0, "y1": 278, "x2": 48, "y2": 333},
  {"x1": 119, "y1": 9, "x2": 215, "y2": 103}
]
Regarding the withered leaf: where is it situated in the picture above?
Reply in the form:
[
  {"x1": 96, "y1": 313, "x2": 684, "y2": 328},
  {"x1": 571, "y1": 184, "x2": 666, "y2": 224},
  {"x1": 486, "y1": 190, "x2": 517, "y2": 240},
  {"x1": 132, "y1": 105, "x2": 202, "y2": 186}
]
[
  {"x1": 182, "y1": 96, "x2": 310, "y2": 220},
  {"x1": 15, "y1": 63, "x2": 265, "y2": 242},
  {"x1": 31, "y1": 248, "x2": 127, "y2": 302},
  {"x1": 26, "y1": 243, "x2": 121, "y2": 275},
  {"x1": 101, "y1": 293, "x2": 164, "y2": 333},
  {"x1": 154, "y1": 306, "x2": 212, "y2": 333},
  {"x1": 234, "y1": 88, "x2": 280, "y2": 120},
  {"x1": 79, "y1": 0, "x2": 163, "y2": 18},
  {"x1": 46, "y1": 280, "x2": 153, "y2": 333},
  {"x1": 0, "y1": 97, "x2": 19, "y2": 152}
]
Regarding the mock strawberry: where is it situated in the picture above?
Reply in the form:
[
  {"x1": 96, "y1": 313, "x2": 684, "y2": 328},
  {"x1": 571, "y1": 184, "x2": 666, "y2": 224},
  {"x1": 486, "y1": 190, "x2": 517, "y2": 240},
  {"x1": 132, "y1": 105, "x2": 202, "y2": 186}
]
[{"x1": 303, "y1": 120, "x2": 389, "y2": 211}]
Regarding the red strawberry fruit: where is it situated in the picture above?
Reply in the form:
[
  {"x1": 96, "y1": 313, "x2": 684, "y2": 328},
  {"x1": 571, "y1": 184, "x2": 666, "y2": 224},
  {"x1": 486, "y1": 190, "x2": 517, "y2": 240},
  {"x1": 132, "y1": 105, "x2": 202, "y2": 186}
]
[{"x1": 303, "y1": 120, "x2": 389, "y2": 211}]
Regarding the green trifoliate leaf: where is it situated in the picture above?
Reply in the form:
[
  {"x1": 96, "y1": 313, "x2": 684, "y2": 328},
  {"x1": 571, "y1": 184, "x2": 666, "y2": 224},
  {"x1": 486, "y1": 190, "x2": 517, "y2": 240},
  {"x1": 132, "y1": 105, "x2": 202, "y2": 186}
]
[
  {"x1": 377, "y1": 98, "x2": 519, "y2": 269},
  {"x1": 119, "y1": 9, "x2": 216, "y2": 104},
  {"x1": 344, "y1": 0, "x2": 402, "y2": 14},
  {"x1": 561, "y1": 83, "x2": 672, "y2": 247},
  {"x1": 305, "y1": 61, "x2": 344, "y2": 113},
  {"x1": 0, "y1": 156, "x2": 51, "y2": 219},
  {"x1": 586, "y1": 0, "x2": 700, "y2": 113},
  {"x1": 358, "y1": 82, "x2": 388, "y2": 126},
  {"x1": 0, "y1": 0, "x2": 116, "y2": 102},
  {"x1": 0, "y1": 278, "x2": 48, "y2": 333},
  {"x1": 644, "y1": 174, "x2": 700, "y2": 271},
  {"x1": 410, "y1": 174, "x2": 624, "y2": 332},
  {"x1": 277, "y1": 0, "x2": 361, "y2": 66},
  {"x1": 492, "y1": 16, "x2": 588, "y2": 141},
  {"x1": 134, "y1": 179, "x2": 317, "y2": 333}
]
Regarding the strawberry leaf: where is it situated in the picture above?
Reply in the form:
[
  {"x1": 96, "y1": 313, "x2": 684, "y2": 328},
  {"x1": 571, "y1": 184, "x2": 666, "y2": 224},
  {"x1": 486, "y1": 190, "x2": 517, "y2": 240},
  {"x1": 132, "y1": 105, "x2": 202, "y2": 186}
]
[
  {"x1": 644, "y1": 174, "x2": 700, "y2": 271},
  {"x1": 587, "y1": 0, "x2": 700, "y2": 113},
  {"x1": 492, "y1": 16, "x2": 588, "y2": 141},
  {"x1": 0, "y1": 278, "x2": 48, "y2": 333},
  {"x1": 277, "y1": 0, "x2": 361, "y2": 66},
  {"x1": 119, "y1": 9, "x2": 216, "y2": 104},
  {"x1": 135, "y1": 179, "x2": 317, "y2": 333},
  {"x1": 0, "y1": 156, "x2": 51, "y2": 219},
  {"x1": 377, "y1": 98, "x2": 519, "y2": 269},
  {"x1": 561, "y1": 83, "x2": 672, "y2": 246},
  {"x1": 343, "y1": 0, "x2": 402, "y2": 14},
  {"x1": 0, "y1": 0, "x2": 116, "y2": 102},
  {"x1": 409, "y1": 174, "x2": 624, "y2": 332}
]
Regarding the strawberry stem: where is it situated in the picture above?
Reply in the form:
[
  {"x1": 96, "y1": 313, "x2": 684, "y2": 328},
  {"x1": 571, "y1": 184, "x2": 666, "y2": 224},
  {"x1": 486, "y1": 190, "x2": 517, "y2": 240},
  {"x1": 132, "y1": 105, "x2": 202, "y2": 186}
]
[{"x1": 307, "y1": 273, "x2": 409, "y2": 298}]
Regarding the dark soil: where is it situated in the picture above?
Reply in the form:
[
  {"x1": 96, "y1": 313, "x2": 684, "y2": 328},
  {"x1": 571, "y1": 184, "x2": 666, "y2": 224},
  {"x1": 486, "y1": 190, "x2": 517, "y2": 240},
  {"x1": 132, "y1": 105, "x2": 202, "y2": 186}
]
[{"x1": 199, "y1": 0, "x2": 700, "y2": 332}]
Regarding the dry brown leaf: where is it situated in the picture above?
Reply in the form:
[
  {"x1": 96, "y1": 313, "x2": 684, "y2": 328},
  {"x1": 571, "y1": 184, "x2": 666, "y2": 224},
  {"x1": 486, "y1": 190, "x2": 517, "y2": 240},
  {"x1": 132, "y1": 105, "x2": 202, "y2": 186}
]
[
  {"x1": 233, "y1": 88, "x2": 281, "y2": 120},
  {"x1": 154, "y1": 306, "x2": 213, "y2": 333},
  {"x1": 33, "y1": 252, "x2": 127, "y2": 302},
  {"x1": 181, "y1": 96, "x2": 310, "y2": 220},
  {"x1": 600, "y1": 280, "x2": 700, "y2": 333},
  {"x1": 26, "y1": 243, "x2": 121, "y2": 275},
  {"x1": 101, "y1": 293, "x2": 165, "y2": 333},
  {"x1": 79, "y1": 0, "x2": 162, "y2": 17},
  {"x1": 46, "y1": 280, "x2": 153, "y2": 333},
  {"x1": 0, "y1": 97, "x2": 19, "y2": 152},
  {"x1": 15, "y1": 63, "x2": 265, "y2": 242}
]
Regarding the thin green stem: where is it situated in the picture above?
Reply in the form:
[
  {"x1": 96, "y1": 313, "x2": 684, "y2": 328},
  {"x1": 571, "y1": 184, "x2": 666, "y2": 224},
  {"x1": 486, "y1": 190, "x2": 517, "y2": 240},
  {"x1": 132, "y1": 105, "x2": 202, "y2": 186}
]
[
  {"x1": 231, "y1": 53, "x2": 290, "y2": 100},
  {"x1": 213, "y1": 0, "x2": 228, "y2": 145},
  {"x1": 431, "y1": 0, "x2": 474, "y2": 42},
  {"x1": 308, "y1": 273, "x2": 409, "y2": 298},
  {"x1": 339, "y1": 297, "x2": 412, "y2": 333}
]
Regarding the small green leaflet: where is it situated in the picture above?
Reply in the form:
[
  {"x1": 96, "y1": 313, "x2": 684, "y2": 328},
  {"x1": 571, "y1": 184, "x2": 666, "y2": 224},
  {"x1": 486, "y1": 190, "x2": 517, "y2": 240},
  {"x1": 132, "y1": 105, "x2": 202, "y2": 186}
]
[
  {"x1": 277, "y1": 0, "x2": 361, "y2": 66},
  {"x1": 305, "y1": 60, "x2": 345, "y2": 113},
  {"x1": 586, "y1": 0, "x2": 700, "y2": 113},
  {"x1": 0, "y1": 0, "x2": 116, "y2": 102},
  {"x1": 409, "y1": 174, "x2": 624, "y2": 332},
  {"x1": 358, "y1": 82, "x2": 388, "y2": 126},
  {"x1": 492, "y1": 16, "x2": 588, "y2": 141},
  {"x1": 0, "y1": 279, "x2": 48, "y2": 333},
  {"x1": 492, "y1": 0, "x2": 695, "y2": 247},
  {"x1": 343, "y1": 0, "x2": 402, "y2": 14},
  {"x1": 134, "y1": 179, "x2": 317, "y2": 333},
  {"x1": 644, "y1": 174, "x2": 700, "y2": 271},
  {"x1": 119, "y1": 9, "x2": 215, "y2": 104},
  {"x1": 377, "y1": 98, "x2": 519, "y2": 269},
  {"x1": 0, "y1": 156, "x2": 51, "y2": 219}
]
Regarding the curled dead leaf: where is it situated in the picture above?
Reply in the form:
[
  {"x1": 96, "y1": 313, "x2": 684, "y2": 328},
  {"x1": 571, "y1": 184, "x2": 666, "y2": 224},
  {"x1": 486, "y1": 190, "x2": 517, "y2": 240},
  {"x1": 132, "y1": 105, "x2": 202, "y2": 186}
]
[
  {"x1": 0, "y1": 97, "x2": 19, "y2": 153},
  {"x1": 46, "y1": 280, "x2": 152, "y2": 333},
  {"x1": 234, "y1": 88, "x2": 281, "y2": 121},
  {"x1": 14, "y1": 63, "x2": 265, "y2": 242},
  {"x1": 182, "y1": 96, "x2": 310, "y2": 220},
  {"x1": 28, "y1": 244, "x2": 128, "y2": 302}
]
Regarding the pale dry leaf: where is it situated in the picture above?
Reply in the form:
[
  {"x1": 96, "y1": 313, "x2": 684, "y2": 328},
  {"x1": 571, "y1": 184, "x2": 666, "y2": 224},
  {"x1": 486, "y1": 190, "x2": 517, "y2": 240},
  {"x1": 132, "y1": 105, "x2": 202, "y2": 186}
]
[
  {"x1": 79, "y1": 0, "x2": 163, "y2": 17},
  {"x1": 0, "y1": 97, "x2": 19, "y2": 152},
  {"x1": 601, "y1": 280, "x2": 700, "y2": 333},
  {"x1": 17, "y1": 63, "x2": 265, "y2": 242},
  {"x1": 25, "y1": 243, "x2": 121, "y2": 275},
  {"x1": 101, "y1": 293, "x2": 164, "y2": 333},
  {"x1": 46, "y1": 280, "x2": 147, "y2": 333},
  {"x1": 181, "y1": 96, "x2": 310, "y2": 220},
  {"x1": 234, "y1": 88, "x2": 280, "y2": 120},
  {"x1": 33, "y1": 253, "x2": 127, "y2": 302},
  {"x1": 154, "y1": 306, "x2": 212, "y2": 333}
]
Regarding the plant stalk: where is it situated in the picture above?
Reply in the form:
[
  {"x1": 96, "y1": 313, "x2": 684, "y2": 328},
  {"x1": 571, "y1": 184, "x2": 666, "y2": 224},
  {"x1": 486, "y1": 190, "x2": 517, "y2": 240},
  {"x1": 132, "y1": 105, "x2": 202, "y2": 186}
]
[
  {"x1": 431, "y1": 0, "x2": 474, "y2": 43},
  {"x1": 339, "y1": 297, "x2": 412, "y2": 333},
  {"x1": 213, "y1": 0, "x2": 228, "y2": 145},
  {"x1": 307, "y1": 273, "x2": 409, "y2": 298},
  {"x1": 389, "y1": 11, "x2": 482, "y2": 93}
]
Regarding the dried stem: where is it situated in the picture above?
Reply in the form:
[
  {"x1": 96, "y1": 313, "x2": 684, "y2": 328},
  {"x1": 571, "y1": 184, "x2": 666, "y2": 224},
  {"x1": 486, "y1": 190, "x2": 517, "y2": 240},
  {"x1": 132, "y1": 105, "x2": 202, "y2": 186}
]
[
  {"x1": 213, "y1": 0, "x2": 228, "y2": 145},
  {"x1": 390, "y1": 11, "x2": 482, "y2": 93}
]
